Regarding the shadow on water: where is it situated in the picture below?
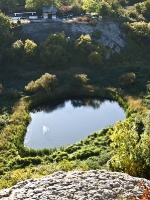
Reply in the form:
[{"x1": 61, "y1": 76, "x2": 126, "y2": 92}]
[{"x1": 31, "y1": 98, "x2": 105, "y2": 113}]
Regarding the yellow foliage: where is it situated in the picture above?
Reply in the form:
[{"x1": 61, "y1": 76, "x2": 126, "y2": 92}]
[{"x1": 125, "y1": 95, "x2": 147, "y2": 113}]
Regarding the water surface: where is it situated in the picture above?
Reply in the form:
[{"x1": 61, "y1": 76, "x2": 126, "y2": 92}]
[{"x1": 24, "y1": 98, "x2": 126, "y2": 149}]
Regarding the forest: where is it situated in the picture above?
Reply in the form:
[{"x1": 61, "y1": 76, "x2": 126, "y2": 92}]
[{"x1": 0, "y1": 0, "x2": 150, "y2": 189}]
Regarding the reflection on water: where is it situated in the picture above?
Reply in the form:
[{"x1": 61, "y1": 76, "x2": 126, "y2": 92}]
[{"x1": 24, "y1": 98, "x2": 126, "y2": 149}]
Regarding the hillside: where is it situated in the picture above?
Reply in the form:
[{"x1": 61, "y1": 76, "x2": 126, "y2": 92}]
[
  {"x1": 1, "y1": 0, "x2": 150, "y2": 190},
  {"x1": 19, "y1": 20, "x2": 126, "y2": 52}
]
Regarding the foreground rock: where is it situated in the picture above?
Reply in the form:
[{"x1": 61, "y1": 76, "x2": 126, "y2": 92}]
[{"x1": 0, "y1": 170, "x2": 150, "y2": 200}]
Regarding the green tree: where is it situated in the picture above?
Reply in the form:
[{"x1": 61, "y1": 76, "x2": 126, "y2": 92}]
[
  {"x1": 11, "y1": 40, "x2": 24, "y2": 62},
  {"x1": 119, "y1": 72, "x2": 136, "y2": 87},
  {"x1": 136, "y1": 0, "x2": 150, "y2": 21},
  {"x1": 0, "y1": 0, "x2": 17, "y2": 12},
  {"x1": 98, "y1": 2, "x2": 111, "y2": 16},
  {"x1": 25, "y1": 0, "x2": 43, "y2": 11},
  {"x1": 74, "y1": 34, "x2": 95, "y2": 54},
  {"x1": 0, "y1": 12, "x2": 12, "y2": 46},
  {"x1": 109, "y1": 118, "x2": 141, "y2": 176},
  {"x1": 25, "y1": 0, "x2": 56, "y2": 12},
  {"x1": 72, "y1": 74, "x2": 89, "y2": 88},
  {"x1": 109, "y1": 113, "x2": 150, "y2": 178},
  {"x1": 24, "y1": 39, "x2": 37, "y2": 61},
  {"x1": 82, "y1": 0, "x2": 97, "y2": 13},
  {"x1": 25, "y1": 73, "x2": 58, "y2": 93},
  {"x1": 88, "y1": 51, "x2": 102, "y2": 66},
  {"x1": 0, "y1": 12, "x2": 12, "y2": 63},
  {"x1": 40, "y1": 32, "x2": 68, "y2": 67}
]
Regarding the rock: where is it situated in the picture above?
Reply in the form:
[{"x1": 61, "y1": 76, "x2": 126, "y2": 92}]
[
  {"x1": 20, "y1": 21, "x2": 126, "y2": 53},
  {"x1": 0, "y1": 170, "x2": 150, "y2": 200}
]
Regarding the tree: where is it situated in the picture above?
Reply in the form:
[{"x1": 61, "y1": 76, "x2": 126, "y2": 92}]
[
  {"x1": 136, "y1": 0, "x2": 150, "y2": 21},
  {"x1": 97, "y1": 2, "x2": 111, "y2": 16},
  {"x1": 0, "y1": 12, "x2": 12, "y2": 46},
  {"x1": 43, "y1": 32, "x2": 68, "y2": 49},
  {"x1": 88, "y1": 51, "x2": 102, "y2": 66},
  {"x1": 109, "y1": 113, "x2": 150, "y2": 178},
  {"x1": 25, "y1": 0, "x2": 56, "y2": 12},
  {"x1": 72, "y1": 74, "x2": 89, "y2": 88},
  {"x1": 0, "y1": 0, "x2": 17, "y2": 12},
  {"x1": 25, "y1": 0, "x2": 43, "y2": 12},
  {"x1": 24, "y1": 39, "x2": 37, "y2": 61},
  {"x1": 119, "y1": 72, "x2": 136, "y2": 87},
  {"x1": 74, "y1": 34, "x2": 95, "y2": 54},
  {"x1": 25, "y1": 73, "x2": 58, "y2": 93},
  {"x1": 40, "y1": 32, "x2": 68, "y2": 67},
  {"x1": 82, "y1": 0, "x2": 97, "y2": 13},
  {"x1": 0, "y1": 12, "x2": 12, "y2": 63},
  {"x1": 11, "y1": 40, "x2": 24, "y2": 61}
]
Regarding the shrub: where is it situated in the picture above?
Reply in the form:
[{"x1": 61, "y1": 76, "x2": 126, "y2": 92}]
[
  {"x1": 24, "y1": 39, "x2": 37, "y2": 61},
  {"x1": 88, "y1": 51, "x2": 102, "y2": 66},
  {"x1": 71, "y1": 74, "x2": 89, "y2": 88},
  {"x1": 7, "y1": 88, "x2": 20, "y2": 99},
  {"x1": 11, "y1": 39, "x2": 24, "y2": 61},
  {"x1": 92, "y1": 30, "x2": 102, "y2": 40},
  {"x1": 58, "y1": 159, "x2": 73, "y2": 171},
  {"x1": 74, "y1": 34, "x2": 95, "y2": 54},
  {"x1": 25, "y1": 73, "x2": 58, "y2": 94},
  {"x1": 119, "y1": 72, "x2": 136, "y2": 87},
  {"x1": 39, "y1": 32, "x2": 68, "y2": 67},
  {"x1": 86, "y1": 156, "x2": 101, "y2": 169}
]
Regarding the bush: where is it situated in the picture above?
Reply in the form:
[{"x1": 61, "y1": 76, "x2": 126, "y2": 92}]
[
  {"x1": 40, "y1": 32, "x2": 68, "y2": 67},
  {"x1": 92, "y1": 30, "x2": 102, "y2": 40},
  {"x1": 25, "y1": 73, "x2": 58, "y2": 94},
  {"x1": 88, "y1": 51, "x2": 102, "y2": 66},
  {"x1": 24, "y1": 39, "x2": 37, "y2": 61},
  {"x1": 119, "y1": 72, "x2": 136, "y2": 87},
  {"x1": 11, "y1": 40, "x2": 24, "y2": 61},
  {"x1": 8, "y1": 88, "x2": 20, "y2": 99},
  {"x1": 74, "y1": 34, "x2": 95, "y2": 54},
  {"x1": 71, "y1": 74, "x2": 89, "y2": 88}
]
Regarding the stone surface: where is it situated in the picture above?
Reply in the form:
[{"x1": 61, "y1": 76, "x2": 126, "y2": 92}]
[
  {"x1": 0, "y1": 170, "x2": 150, "y2": 200},
  {"x1": 20, "y1": 20, "x2": 126, "y2": 52}
]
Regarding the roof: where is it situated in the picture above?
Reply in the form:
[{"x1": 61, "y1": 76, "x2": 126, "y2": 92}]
[{"x1": 42, "y1": 6, "x2": 57, "y2": 13}]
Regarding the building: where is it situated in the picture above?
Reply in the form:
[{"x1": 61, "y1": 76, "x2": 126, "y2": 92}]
[{"x1": 42, "y1": 6, "x2": 57, "y2": 20}]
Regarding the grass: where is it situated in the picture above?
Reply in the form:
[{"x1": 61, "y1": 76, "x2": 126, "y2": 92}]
[{"x1": 125, "y1": 95, "x2": 147, "y2": 113}]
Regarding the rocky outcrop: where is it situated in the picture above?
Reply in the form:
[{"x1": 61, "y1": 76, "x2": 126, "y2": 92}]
[
  {"x1": 0, "y1": 170, "x2": 150, "y2": 200},
  {"x1": 20, "y1": 21, "x2": 126, "y2": 52}
]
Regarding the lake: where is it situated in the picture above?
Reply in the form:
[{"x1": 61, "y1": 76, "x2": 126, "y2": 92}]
[{"x1": 24, "y1": 98, "x2": 126, "y2": 149}]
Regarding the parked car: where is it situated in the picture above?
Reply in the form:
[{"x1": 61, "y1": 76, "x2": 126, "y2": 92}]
[
  {"x1": 63, "y1": 13, "x2": 73, "y2": 19},
  {"x1": 20, "y1": 16, "x2": 27, "y2": 19}
]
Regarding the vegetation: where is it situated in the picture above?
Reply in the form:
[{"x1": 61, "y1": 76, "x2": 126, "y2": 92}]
[
  {"x1": 0, "y1": 0, "x2": 150, "y2": 191},
  {"x1": 25, "y1": 73, "x2": 58, "y2": 93}
]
